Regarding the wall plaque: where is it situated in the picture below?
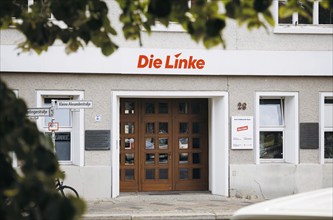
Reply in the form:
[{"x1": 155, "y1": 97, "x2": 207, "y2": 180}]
[
  {"x1": 85, "y1": 130, "x2": 110, "y2": 150},
  {"x1": 300, "y1": 123, "x2": 319, "y2": 149},
  {"x1": 231, "y1": 116, "x2": 254, "y2": 150}
]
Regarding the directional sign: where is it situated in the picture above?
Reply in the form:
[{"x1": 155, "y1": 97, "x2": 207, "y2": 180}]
[
  {"x1": 27, "y1": 107, "x2": 51, "y2": 117},
  {"x1": 57, "y1": 100, "x2": 93, "y2": 109}
]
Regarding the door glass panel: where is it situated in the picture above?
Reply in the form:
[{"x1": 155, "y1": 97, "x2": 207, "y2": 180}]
[
  {"x1": 179, "y1": 168, "x2": 188, "y2": 180},
  {"x1": 125, "y1": 169, "x2": 134, "y2": 180},
  {"x1": 145, "y1": 102, "x2": 155, "y2": 114},
  {"x1": 124, "y1": 102, "x2": 135, "y2": 114},
  {"x1": 125, "y1": 153, "x2": 134, "y2": 165},
  {"x1": 159, "y1": 122, "x2": 168, "y2": 134},
  {"x1": 179, "y1": 153, "x2": 188, "y2": 164},
  {"x1": 159, "y1": 138, "x2": 168, "y2": 149},
  {"x1": 179, "y1": 123, "x2": 188, "y2": 133},
  {"x1": 159, "y1": 102, "x2": 168, "y2": 113},
  {"x1": 159, "y1": 154, "x2": 168, "y2": 164},
  {"x1": 192, "y1": 138, "x2": 200, "y2": 148},
  {"x1": 146, "y1": 169, "x2": 155, "y2": 179},
  {"x1": 179, "y1": 138, "x2": 188, "y2": 149},
  {"x1": 125, "y1": 123, "x2": 134, "y2": 134},
  {"x1": 145, "y1": 138, "x2": 155, "y2": 150},
  {"x1": 179, "y1": 102, "x2": 188, "y2": 114},
  {"x1": 192, "y1": 153, "x2": 200, "y2": 164},
  {"x1": 146, "y1": 154, "x2": 155, "y2": 164},
  {"x1": 146, "y1": 122, "x2": 155, "y2": 134},
  {"x1": 192, "y1": 122, "x2": 200, "y2": 133},
  {"x1": 191, "y1": 102, "x2": 200, "y2": 114},
  {"x1": 193, "y1": 168, "x2": 200, "y2": 179},
  {"x1": 159, "y1": 169, "x2": 168, "y2": 179},
  {"x1": 125, "y1": 138, "x2": 134, "y2": 150}
]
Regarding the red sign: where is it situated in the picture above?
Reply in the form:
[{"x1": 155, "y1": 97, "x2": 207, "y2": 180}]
[
  {"x1": 237, "y1": 126, "x2": 248, "y2": 132},
  {"x1": 137, "y1": 53, "x2": 205, "y2": 69},
  {"x1": 48, "y1": 122, "x2": 59, "y2": 131}
]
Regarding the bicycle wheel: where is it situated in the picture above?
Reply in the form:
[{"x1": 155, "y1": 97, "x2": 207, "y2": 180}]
[{"x1": 59, "y1": 185, "x2": 79, "y2": 198}]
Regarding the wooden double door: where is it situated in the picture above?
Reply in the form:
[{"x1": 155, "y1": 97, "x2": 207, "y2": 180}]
[{"x1": 120, "y1": 98, "x2": 208, "y2": 192}]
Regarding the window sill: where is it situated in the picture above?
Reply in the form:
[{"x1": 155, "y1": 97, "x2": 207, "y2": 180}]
[
  {"x1": 259, "y1": 159, "x2": 286, "y2": 164},
  {"x1": 324, "y1": 159, "x2": 333, "y2": 163},
  {"x1": 149, "y1": 22, "x2": 185, "y2": 33},
  {"x1": 274, "y1": 25, "x2": 333, "y2": 34}
]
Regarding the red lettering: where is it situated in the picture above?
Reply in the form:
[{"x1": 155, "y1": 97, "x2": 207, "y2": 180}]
[
  {"x1": 196, "y1": 59, "x2": 205, "y2": 69},
  {"x1": 148, "y1": 55, "x2": 154, "y2": 68},
  {"x1": 237, "y1": 126, "x2": 248, "y2": 132},
  {"x1": 165, "y1": 56, "x2": 173, "y2": 69},
  {"x1": 188, "y1": 56, "x2": 197, "y2": 69},
  {"x1": 137, "y1": 53, "x2": 206, "y2": 70},
  {"x1": 137, "y1": 55, "x2": 148, "y2": 68},
  {"x1": 154, "y1": 59, "x2": 162, "y2": 68}
]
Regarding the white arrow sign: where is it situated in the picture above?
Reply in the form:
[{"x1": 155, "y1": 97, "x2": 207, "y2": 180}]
[
  {"x1": 57, "y1": 100, "x2": 93, "y2": 109},
  {"x1": 27, "y1": 108, "x2": 51, "y2": 117}
]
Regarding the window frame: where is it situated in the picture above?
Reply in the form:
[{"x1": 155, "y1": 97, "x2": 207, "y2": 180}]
[
  {"x1": 255, "y1": 92, "x2": 299, "y2": 164},
  {"x1": 259, "y1": 98, "x2": 285, "y2": 161},
  {"x1": 320, "y1": 92, "x2": 333, "y2": 164},
  {"x1": 36, "y1": 90, "x2": 84, "y2": 166},
  {"x1": 273, "y1": 0, "x2": 333, "y2": 35}
]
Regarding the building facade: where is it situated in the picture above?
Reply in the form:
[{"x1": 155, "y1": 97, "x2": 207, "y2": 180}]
[{"x1": 1, "y1": 0, "x2": 332, "y2": 200}]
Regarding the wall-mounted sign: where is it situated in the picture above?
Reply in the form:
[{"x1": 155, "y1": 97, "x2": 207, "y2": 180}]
[
  {"x1": 231, "y1": 116, "x2": 253, "y2": 150},
  {"x1": 2, "y1": 46, "x2": 332, "y2": 76},
  {"x1": 85, "y1": 130, "x2": 110, "y2": 150},
  {"x1": 57, "y1": 100, "x2": 93, "y2": 109},
  {"x1": 137, "y1": 52, "x2": 205, "y2": 70},
  {"x1": 27, "y1": 107, "x2": 51, "y2": 117}
]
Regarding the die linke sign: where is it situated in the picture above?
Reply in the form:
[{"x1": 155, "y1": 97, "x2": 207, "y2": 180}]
[
  {"x1": 137, "y1": 52, "x2": 205, "y2": 69},
  {"x1": 57, "y1": 100, "x2": 93, "y2": 109},
  {"x1": 2, "y1": 45, "x2": 332, "y2": 76}
]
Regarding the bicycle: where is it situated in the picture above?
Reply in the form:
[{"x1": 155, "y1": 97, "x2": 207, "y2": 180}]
[{"x1": 55, "y1": 178, "x2": 79, "y2": 198}]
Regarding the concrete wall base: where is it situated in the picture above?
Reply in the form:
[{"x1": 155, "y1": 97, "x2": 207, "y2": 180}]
[
  {"x1": 60, "y1": 165, "x2": 111, "y2": 200},
  {"x1": 230, "y1": 164, "x2": 333, "y2": 199}
]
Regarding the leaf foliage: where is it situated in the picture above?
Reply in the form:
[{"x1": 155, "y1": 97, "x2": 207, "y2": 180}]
[
  {"x1": 0, "y1": 0, "x2": 330, "y2": 54},
  {"x1": 0, "y1": 79, "x2": 86, "y2": 220}
]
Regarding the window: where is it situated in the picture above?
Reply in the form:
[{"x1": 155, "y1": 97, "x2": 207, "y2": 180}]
[
  {"x1": 274, "y1": 0, "x2": 333, "y2": 34},
  {"x1": 150, "y1": 0, "x2": 205, "y2": 32},
  {"x1": 320, "y1": 93, "x2": 333, "y2": 163},
  {"x1": 43, "y1": 97, "x2": 72, "y2": 161},
  {"x1": 259, "y1": 99, "x2": 285, "y2": 159},
  {"x1": 13, "y1": 0, "x2": 51, "y2": 17},
  {"x1": 36, "y1": 91, "x2": 84, "y2": 165},
  {"x1": 256, "y1": 92, "x2": 299, "y2": 164}
]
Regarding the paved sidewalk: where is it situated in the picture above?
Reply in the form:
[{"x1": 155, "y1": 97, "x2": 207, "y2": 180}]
[{"x1": 83, "y1": 192, "x2": 261, "y2": 220}]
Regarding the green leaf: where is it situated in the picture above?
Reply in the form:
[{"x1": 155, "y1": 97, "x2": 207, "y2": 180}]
[{"x1": 263, "y1": 11, "x2": 275, "y2": 26}]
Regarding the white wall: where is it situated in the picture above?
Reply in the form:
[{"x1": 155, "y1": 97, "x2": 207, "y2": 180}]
[{"x1": 230, "y1": 164, "x2": 333, "y2": 199}]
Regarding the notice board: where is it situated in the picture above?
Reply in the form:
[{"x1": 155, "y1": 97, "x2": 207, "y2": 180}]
[{"x1": 231, "y1": 116, "x2": 254, "y2": 150}]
